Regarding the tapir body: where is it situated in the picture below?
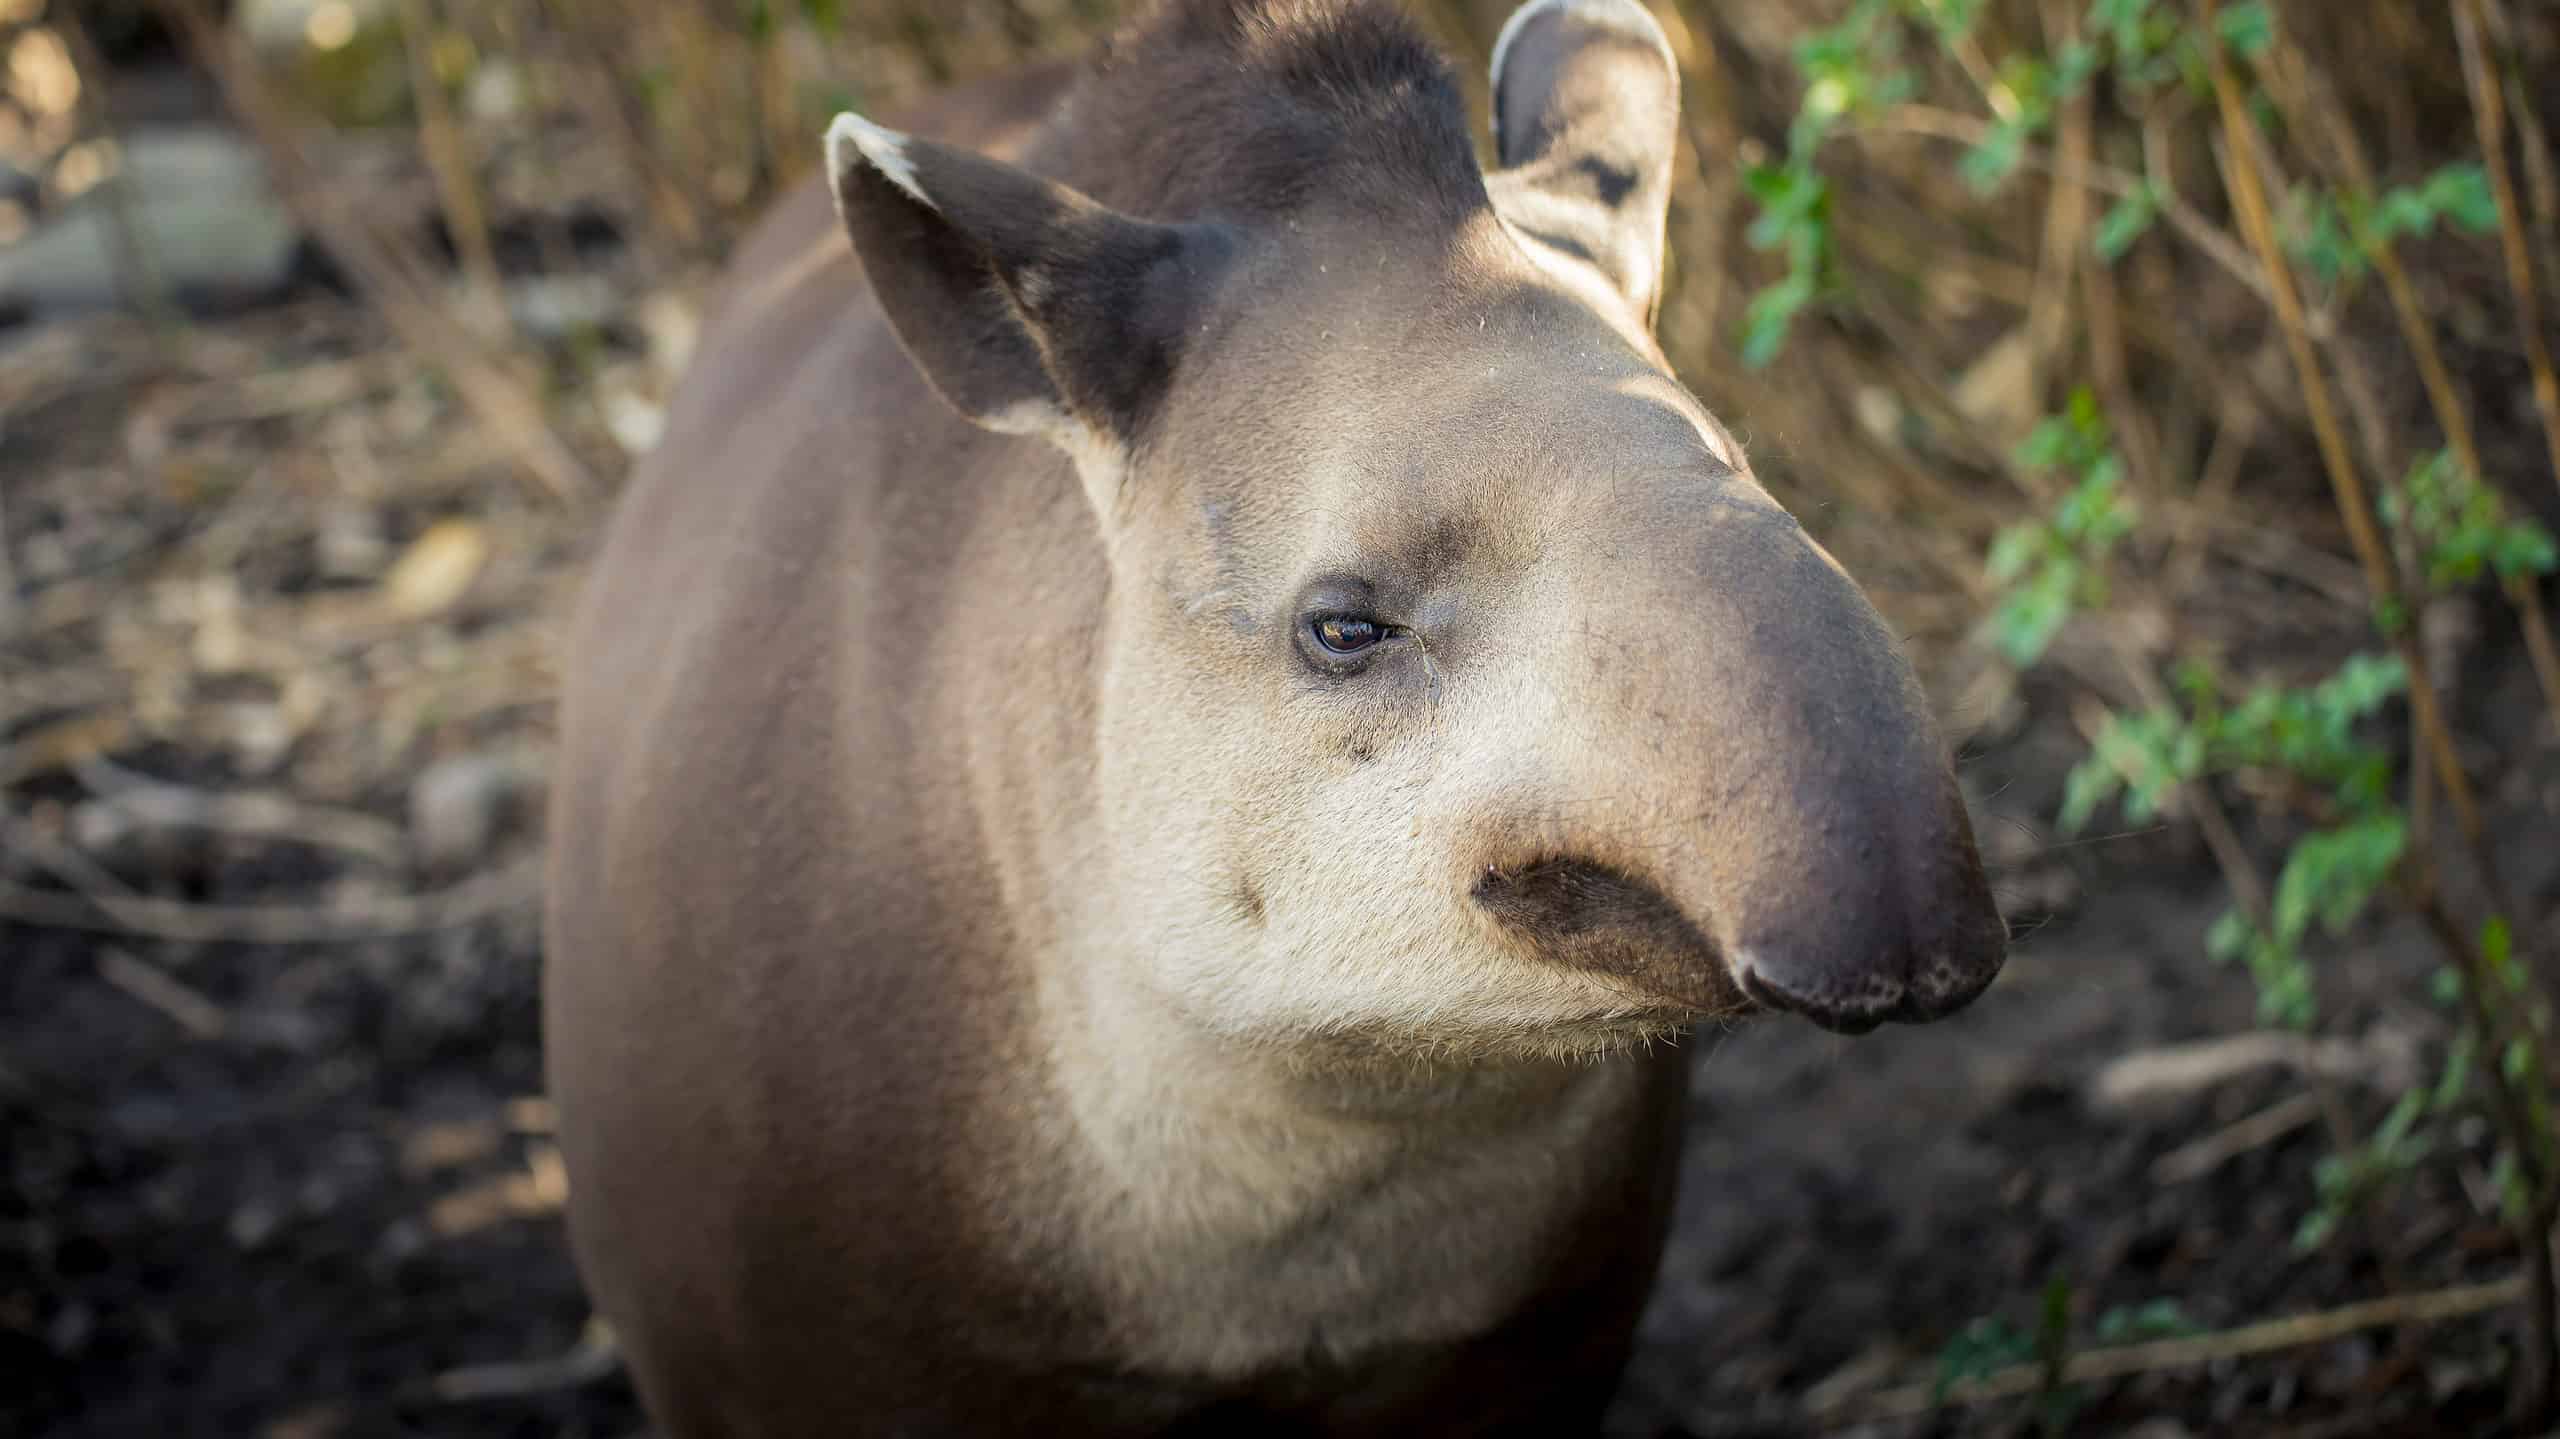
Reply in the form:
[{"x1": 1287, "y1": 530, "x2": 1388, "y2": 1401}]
[{"x1": 544, "y1": 1, "x2": 2007, "y2": 1433}]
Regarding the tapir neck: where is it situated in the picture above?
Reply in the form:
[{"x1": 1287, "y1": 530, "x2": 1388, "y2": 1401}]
[{"x1": 1027, "y1": 936, "x2": 1666, "y2": 1376}]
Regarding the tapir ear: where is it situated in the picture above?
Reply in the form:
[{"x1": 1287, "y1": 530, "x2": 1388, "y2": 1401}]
[
  {"x1": 1484, "y1": 0, "x2": 1680, "y2": 328},
  {"x1": 824, "y1": 113, "x2": 1214, "y2": 468}
]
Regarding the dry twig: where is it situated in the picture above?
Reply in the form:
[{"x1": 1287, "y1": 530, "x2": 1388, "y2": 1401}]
[
  {"x1": 0, "y1": 857, "x2": 542, "y2": 945},
  {"x1": 148, "y1": 0, "x2": 594, "y2": 506},
  {"x1": 2453, "y1": 0, "x2": 2560, "y2": 505},
  {"x1": 1811, "y1": 1273, "x2": 2528, "y2": 1424}
]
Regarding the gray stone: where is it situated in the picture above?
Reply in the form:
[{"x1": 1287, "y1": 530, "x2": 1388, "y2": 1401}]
[
  {"x1": 408, "y1": 748, "x2": 546, "y2": 872},
  {"x1": 0, "y1": 128, "x2": 299, "y2": 314}
]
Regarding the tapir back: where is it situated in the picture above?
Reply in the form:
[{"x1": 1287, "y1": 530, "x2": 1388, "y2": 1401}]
[{"x1": 541, "y1": 65, "x2": 1128, "y2": 1432}]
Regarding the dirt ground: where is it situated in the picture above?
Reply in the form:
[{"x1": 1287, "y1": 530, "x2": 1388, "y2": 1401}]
[{"x1": 9, "y1": 66, "x2": 2560, "y2": 1439}]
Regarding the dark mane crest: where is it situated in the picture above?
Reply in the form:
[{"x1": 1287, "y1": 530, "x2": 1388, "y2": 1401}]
[{"x1": 1051, "y1": 0, "x2": 1487, "y2": 223}]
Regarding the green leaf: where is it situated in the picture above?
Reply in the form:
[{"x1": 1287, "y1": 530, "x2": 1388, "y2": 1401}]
[
  {"x1": 1962, "y1": 119, "x2": 2030, "y2": 194},
  {"x1": 1740, "y1": 272, "x2": 1816, "y2": 368},
  {"x1": 2269, "y1": 815, "x2": 2406, "y2": 948},
  {"x1": 1990, "y1": 570, "x2": 2074, "y2": 666},
  {"x1": 2288, "y1": 188, "x2": 2365, "y2": 285},
  {"x1": 2218, "y1": 1, "x2": 2274, "y2": 58},
  {"x1": 2481, "y1": 915, "x2": 2513, "y2": 971},
  {"x1": 2059, "y1": 755, "x2": 2121, "y2": 834},
  {"x1": 2094, "y1": 1299, "x2": 2197, "y2": 1344},
  {"x1": 1986, "y1": 524, "x2": 2044, "y2": 584},
  {"x1": 2207, "y1": 908, "x2": 2254, "y2": 964},
  {"x1": 2433, "y1": 1030, "x2": 2475, "y2": 1111},
  {"x1": 2054, "y1": 40, "x2": 2102, "y2": 97},
  {"x1": 1742, "y1": 161, "x2": 1801, "y2": 210},
  {"x1": 1914, "y1": 0, "x2": 1985, "y2": 43},
  {"x1": 2292, "y1": 1206, "x2": 2340, "y2": 1252},
  {"x1": 1935, "y1": 1315, "x2": 2038, "y2": 1401},
  {"x1": 2095, "y1": 182, "x2": 2162, "y2": 262},
  {"x1": 2421, "y1": 164, "x2": 2500, "y2": 234},
  {"x1": 2492, "y1": 521, "x2": 2559, "y2": 580}
]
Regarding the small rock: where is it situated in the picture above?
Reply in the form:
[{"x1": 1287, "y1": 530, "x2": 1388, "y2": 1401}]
[
  {"x1": 229, "y1": 1196, "x2": 284, "y2": 1251},
  {"x1": 465, "y1": 59, "x2": 525, "y2": 122},
  {"x1": 408, "y1": 748, "x2": 544, "y2": 871},
  {"x1": 505, "y1": 273, "x2": 618, "y2": 342},
  {"x1": 598, "y1": 376, "x2": 667, "y2": 457},
  {"x1": 0, "y1": 128, "x2": 300, "y2": 315},
  {"x1": 638, "y1": 289, "x2": 702, "y2": 378},
  {"x1": 316, "y1": 503, "x2": 390, "y2": 580},
  {"x1": 1952, "y1": 326, "x2": 2038, "y2": 446},
  {"x1": 380, "y1": 519, "x2": 490, "y2": 620}
]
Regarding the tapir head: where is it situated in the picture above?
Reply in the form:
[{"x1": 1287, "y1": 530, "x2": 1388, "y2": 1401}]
[{"x1": 825, "y1": 0, "x2": 2006, "y2": 1057}]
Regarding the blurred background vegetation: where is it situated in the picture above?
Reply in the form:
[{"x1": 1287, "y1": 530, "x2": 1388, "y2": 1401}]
[{"x1": 5, "y1": 0, "x2": 2560, "y2": 1434}]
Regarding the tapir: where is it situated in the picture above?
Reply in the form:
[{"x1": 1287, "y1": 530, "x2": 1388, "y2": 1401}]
[{"x1": 543, "y1": 0, "x2": 2008, "y2": 1432}]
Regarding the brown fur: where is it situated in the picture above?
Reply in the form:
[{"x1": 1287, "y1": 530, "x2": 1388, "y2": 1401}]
[{"x1": 545, "y1": 3, "x2": 2005, "y2": 1434}]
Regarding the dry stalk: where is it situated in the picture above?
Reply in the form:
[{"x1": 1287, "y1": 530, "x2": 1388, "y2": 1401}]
[
  {"x1": 2479, "y1": 0, "x2": 2560, "y2": 340},
  {"x1": 2410, "y1": 886, "x2": 2560, "y2": 1424},
  {"x1": 2453, "y1": 0, "x2": 2560, "y2": 504},
  {"x1": 1869, "y1": 103, "x2": 2300, "y2": 327},
  {"x1": 2023, "y1": 0, "x2": 2090, "y2": 400},
  {"x1": 543, "y1": 0, "x2": 703, "y2": 260},
  {"x1": 2261, "y1": 21, "x2": 2560, "y2": 740},
  {"x1": 394, "y1": 0, "x2": 508, "y2": 330},
  {"x1": 2078, "y1": 249, "x2": 2163, "y2": 506},
  {"x1": 2198, "y1": 0, "x2": 2512, "y2": 948},
  {"x1": 2149, "y1": 1089, "x2": 2324, "y2": 1185},
  {"x1": 2200, "y1": 16, "x2": 2558, "y2": 1409},
  {"x1": 2162, "y1": 391, "x2": 2256, "y2": 600},
  {"x1": 149, "y1": 0, "x2": 594, "y2": 506},
  {"x1": 0, "y1": 432, "x2": 15, "y2": 635},
  {"x1": 0, "y1": 857, "x2": 544, "y2": 945},
  {"x1": 1810, "y1": 1271, "x2": 2529, "y2": 1424},
  {"x1": 2100, "y1": 627, "x2": 2411, "y2": 1293}
]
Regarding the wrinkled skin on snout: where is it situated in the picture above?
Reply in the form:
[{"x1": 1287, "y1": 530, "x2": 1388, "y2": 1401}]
[{"x1": 546, "y1": 1, "x2": 2008, "y2": 1433}]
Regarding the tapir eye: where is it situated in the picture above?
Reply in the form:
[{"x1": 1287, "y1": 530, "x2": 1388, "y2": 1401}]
[{"x1": 1312, "y1": 615, "x2": 1385, "y2": 655}]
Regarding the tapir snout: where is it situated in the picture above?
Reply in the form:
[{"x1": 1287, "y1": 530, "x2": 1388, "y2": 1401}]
[{"x1": 1473, "y1": 490, "x2": 2007, "y2": 1036}]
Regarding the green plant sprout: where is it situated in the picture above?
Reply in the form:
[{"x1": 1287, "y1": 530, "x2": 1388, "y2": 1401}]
[
  {"x1": 1740, "y1": 0, "x2": 2278, "y2": 362},
  {"x1": 2381, "y1": 448, "x2": 2560, "y2": 590},
  {"x1": 1983, "y1": 388, "x2": 2136, "y2": 667},
  {"x1": 2286, "y1": 165, "x2": 2502, "y2": 288},
  {"x1": 1935, "y1": 1276, "x2": 2197, "y2": 1435}
]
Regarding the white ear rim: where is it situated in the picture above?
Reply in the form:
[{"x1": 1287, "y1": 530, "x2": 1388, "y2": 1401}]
[
  {"x1": 1487, "y1": 0, "x2": 1677, "y2": 98},
  {"x1": 826, "y1": 112, "x2": 936, "y2": 213}
]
